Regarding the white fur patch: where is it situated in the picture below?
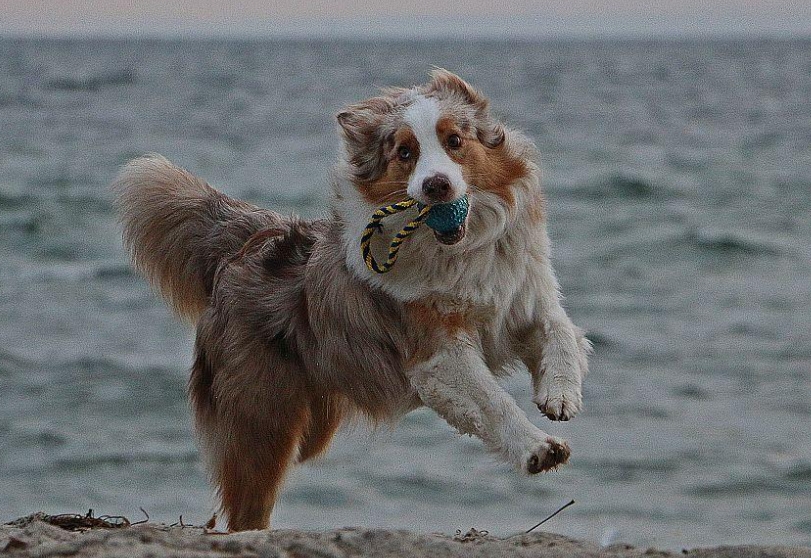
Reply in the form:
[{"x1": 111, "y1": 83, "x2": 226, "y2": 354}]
[
  {"x1": 407, "y1": 336, "x2": 565, "y2": 473},
  {"x1": 402, "y1": 96, "x2": 467, "y2": 203}
]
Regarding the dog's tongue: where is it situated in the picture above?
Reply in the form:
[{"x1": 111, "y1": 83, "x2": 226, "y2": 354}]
[{"x1": 433, "y1": 222, "x2": 466, "y2": 245}]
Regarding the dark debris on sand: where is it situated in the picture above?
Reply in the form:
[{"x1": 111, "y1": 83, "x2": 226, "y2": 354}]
[{"x1": 3, "y1": 513, "x2": 811, "y2": 558}]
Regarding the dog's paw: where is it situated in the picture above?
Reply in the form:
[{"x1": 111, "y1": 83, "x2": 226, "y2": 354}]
[
  {"x1": 533, "y1": 327, "x2": 589, "y2": 421},
  {"x1": 533, "y1": 374, "x2": 582, "y2": 421},
  {"x1": 524, "y1": 437, "x2": 571, "y2": 474}
]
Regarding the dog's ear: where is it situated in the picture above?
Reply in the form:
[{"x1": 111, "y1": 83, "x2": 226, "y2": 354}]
[
  {"x1": 474, "y1": 115, "x2": 506, "y2": 149},
  {"x1": 336, "y1": 96, "x2": 396, "y2": 181},
  {"x1": 428, "y1": 68, "x2": 487, "y2": 109},
  {"x1": 336, "y1": 97, "x2": 394, "y2": 145},
  {"x1": 428, "y1": 68, "x2": 505, "y2": 149}
]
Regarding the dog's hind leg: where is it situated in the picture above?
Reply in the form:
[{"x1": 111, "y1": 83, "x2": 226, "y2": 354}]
[
  {"x1": 214, "y1": 397, "x2": 308, "y2": 532},
  {"x1": 191, "y1": 326, "x2": 310, "y2": 530}
]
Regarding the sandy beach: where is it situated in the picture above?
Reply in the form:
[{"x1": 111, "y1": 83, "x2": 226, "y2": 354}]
[{"x1": 2, "y1": 514, "x2": 810, "y2": 558}]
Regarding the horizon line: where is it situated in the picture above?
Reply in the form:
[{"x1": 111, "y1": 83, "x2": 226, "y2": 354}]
[{"x1": 1, "y1": 14, "x2": 809, "y2": 41}]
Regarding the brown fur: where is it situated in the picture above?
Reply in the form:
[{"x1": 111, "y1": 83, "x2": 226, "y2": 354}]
[
  {"x1": 337, "y1": 68, "x2": 510, "y2": 202},
  {"x1": 435, "y1": 115, "x2": 529, "y2": 207},
  {"x1": 176, "y1": 216, "x2": 418, "y2": 530},
  {"x1": 424, "y1": 69, "x2": 505, "y2": 148},
  {"x1": 360, "y1": 127, "x2": 420, "y2": 205},
  {"x1": 404, "y1": 300, "x2": 476, "y2": 366},
  {"x1": 336, "y1": 96, "x2": 399, "y2": 183},
  {"x1": 112, "y1": 154, "x2": 287, "y2": 322}
]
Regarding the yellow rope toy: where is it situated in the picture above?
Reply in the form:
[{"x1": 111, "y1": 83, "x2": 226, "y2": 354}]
[
  {"x1": 360, "y1": 195, "x2": 470, "y2": 274},
  {"x1": 361, "y1": 199, "x2": 430, "y2": 274}
]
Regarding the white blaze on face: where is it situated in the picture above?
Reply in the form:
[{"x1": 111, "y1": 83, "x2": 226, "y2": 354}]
[{"x1": 402, "y1": 96, "x2": 468, "y2": 204}]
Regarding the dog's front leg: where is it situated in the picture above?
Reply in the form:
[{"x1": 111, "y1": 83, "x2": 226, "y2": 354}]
[
  {"x1": 407, "y1": 337, "x2": 570, "y2": 474},
  {"x1": 525, "y1": 253, "x2": 592, "y2": 422},
  {"x1": 524, "y1": 322, "x2": 591, "y2": 422}
]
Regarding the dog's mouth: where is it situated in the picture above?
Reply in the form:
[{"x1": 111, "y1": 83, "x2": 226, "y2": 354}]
[{"x1": 433, "y1": 221, "x2": 467, "y2": 245}]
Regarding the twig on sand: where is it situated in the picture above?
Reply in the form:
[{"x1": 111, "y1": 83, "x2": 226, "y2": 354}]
[
  {"x1": 525, "y1": 499, "x2": 576, "y2": 534},
  {"x1": 43, "y1": 509, "x2": 131, "y2": 531},
  {"x1": 131, "y1": 508, "x2": 150, "y2": 526},
  {"x1": 169, "y1": 515, "x2": 188, "y2": 528}
]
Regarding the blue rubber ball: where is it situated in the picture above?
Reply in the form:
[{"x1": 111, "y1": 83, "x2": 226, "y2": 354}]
[{"x1": 419, "y1": 195, "x2": 470, "y2": 234}]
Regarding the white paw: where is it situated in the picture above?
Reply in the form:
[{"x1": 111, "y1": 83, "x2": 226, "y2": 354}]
[
  {"x1": 533, "y1": 374, "x2": 582, "y2": 421},
  {"x1": 522, "y1": 436, "x2": 571, "y2": 474},
  {"x1": 533, "y1": 328, "x2": 590, "y2": 421}
]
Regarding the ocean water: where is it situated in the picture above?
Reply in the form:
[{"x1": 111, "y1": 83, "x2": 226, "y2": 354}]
[{"x1": 0, "y1": 37, "x2": 810, "y2": 549}]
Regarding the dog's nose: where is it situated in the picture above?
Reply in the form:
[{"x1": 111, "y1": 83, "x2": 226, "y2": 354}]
[{"x1": 422, "y1": 174, "x2": 452, "y2": 202}]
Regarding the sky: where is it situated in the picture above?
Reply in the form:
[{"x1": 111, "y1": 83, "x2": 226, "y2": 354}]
[{"x1": 1, "y1": 0, "x2": 810, "y2": 38}]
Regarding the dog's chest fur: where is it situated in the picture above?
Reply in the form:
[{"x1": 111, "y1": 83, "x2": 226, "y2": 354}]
[
  {"x1": 341, "y1": 174, "x2": 548, "y2": 365},
  {"x1": 308, "y1": 199, "x2": 544, "y2": 398}
]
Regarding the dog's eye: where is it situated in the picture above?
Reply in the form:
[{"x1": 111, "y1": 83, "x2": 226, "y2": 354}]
[
  {"x1": 397, "y1": 146, "x2": 412, "y2": 161},
  {"x1": 447, "y1": 134, "x2": 462, "y2": 149}
]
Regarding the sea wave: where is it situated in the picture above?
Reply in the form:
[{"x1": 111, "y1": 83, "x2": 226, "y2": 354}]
[
  {"x1": 53, "y1": 451, "x2": 198, "y2": 469},
  {"x1": 685, "y1": 476, "x2": 804, "y2": 497},
  {"x1": 685, "y1": 228, "x2": 784, "y2": 256},
  {"x1": 0, "y1": 261, "x2": 134, "y2": 283},
  {"x1": 0, "y1": 192, "x2": 38, "y2": 209},
  {"x1": 46, "y1": 68, "x2": 136, "y2": 92},
  {"x1": 568, "y1": 174, "x2": 675, "y2": 200}
]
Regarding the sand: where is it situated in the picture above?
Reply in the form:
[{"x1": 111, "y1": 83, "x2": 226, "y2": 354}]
[{"x1": 2, "y1": 514, "x2": 810, "y2": 558}]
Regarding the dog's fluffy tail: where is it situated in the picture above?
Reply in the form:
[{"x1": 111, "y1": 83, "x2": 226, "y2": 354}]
[{"x1": 112, "y1": 154, "x2": 282, "y2": 323}]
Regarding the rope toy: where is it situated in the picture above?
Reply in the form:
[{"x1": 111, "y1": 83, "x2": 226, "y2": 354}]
[{"x1": 361, "y1": 195, "x2": 470, "y2": 274}]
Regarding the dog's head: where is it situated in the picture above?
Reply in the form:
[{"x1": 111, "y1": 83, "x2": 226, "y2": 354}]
[{"x1": 336, "y1": 69, "x2": 534, "y2": 246}]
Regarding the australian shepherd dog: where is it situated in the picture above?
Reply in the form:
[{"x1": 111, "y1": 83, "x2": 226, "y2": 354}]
[{"x1": 113, "y1": 69, "x2": 591, "y2": 531}]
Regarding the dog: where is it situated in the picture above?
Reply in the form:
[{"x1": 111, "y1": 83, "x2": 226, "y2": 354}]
[{"x1": 113, "y1": 69, "x2": 591, "y2": 531}]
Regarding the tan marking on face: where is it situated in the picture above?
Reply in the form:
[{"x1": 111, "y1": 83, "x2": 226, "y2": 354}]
[
  {"x1": 358, "y1": 127, "x2": 419, "y2": 206},
  {"x1": 436, "y1": 116, "x2": 468, "y2": 141},
  {"x1": 435, "y1": 116, "x2": 528, "y2": 208},
  {"x1": 435, "y1": 116, "x2": 467, "y2": 162}
]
